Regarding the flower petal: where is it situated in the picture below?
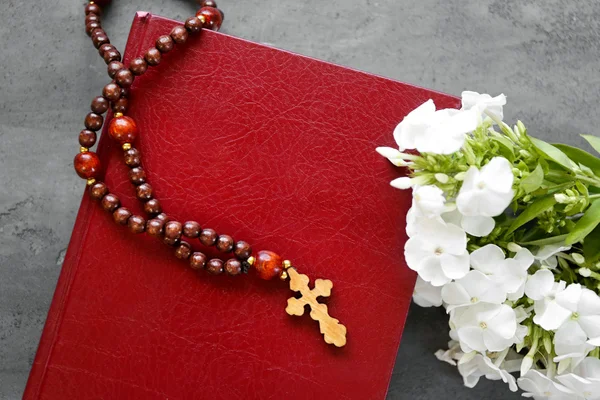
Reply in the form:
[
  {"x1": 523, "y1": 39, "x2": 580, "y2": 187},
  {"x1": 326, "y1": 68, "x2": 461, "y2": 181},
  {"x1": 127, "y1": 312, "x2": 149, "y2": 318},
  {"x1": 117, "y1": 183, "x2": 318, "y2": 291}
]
[
  {"x1": 533, "y1": 300, "x2": 571, "y2": 331},
  {"x1": 525, "y1": 269, "x2": 555, "y2": 301},
  {"x1": 480, "y1": 157, "x2": 514, "y2": 194},
  {"x1": 440, "y1": 252, "x2": 470, "y2": 280},
  {"x1": 556, "y1": 283, "x2": 583, "y2": 313},
  {"x1": 470, "y1": 244, "x2": 505, "y2": 274},
  {"x1": 461, "y1": 215, "x2": 495, "y2": 237}
]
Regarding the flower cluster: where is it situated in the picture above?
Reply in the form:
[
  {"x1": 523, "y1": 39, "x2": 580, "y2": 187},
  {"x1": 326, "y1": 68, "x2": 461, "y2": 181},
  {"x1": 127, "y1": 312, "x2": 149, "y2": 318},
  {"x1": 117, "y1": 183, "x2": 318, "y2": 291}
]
[{"x1": 378, "y1": 91, "x2": 600, "y2": 399}]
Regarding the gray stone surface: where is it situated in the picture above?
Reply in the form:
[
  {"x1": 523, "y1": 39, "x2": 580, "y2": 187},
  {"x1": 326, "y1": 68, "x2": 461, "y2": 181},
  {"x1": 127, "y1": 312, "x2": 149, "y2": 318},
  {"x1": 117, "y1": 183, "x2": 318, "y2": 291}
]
[{"x1": 1, "y1": 0, "x2": 599, "y2": 398}]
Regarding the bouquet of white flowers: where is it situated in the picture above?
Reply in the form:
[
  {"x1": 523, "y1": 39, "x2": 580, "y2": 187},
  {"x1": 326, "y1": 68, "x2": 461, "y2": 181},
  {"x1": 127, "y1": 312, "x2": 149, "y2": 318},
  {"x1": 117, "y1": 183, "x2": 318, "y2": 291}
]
[{"x1": 378, "y1": 92, "x2": 600, "y2": 399}]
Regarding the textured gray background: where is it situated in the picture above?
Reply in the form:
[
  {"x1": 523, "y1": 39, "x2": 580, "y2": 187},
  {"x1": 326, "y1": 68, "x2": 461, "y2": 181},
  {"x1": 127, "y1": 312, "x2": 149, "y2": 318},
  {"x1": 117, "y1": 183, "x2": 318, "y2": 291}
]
[{"x1": 0, "y1": 0, "x2": 598, "y2": 399}]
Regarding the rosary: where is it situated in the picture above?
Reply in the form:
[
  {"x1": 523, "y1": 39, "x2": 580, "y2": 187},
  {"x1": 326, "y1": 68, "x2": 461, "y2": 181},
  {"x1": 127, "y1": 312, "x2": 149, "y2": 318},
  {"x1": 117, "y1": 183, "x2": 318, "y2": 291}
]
[{"x1": 74, "y1": 0, "x2": 347, "y2": 347}]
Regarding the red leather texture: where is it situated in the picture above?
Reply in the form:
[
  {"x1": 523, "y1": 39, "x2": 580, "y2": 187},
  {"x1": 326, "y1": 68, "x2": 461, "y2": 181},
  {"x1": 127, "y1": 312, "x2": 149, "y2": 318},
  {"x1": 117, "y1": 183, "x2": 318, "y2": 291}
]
[{"x1": 25, "y1": 13, "x2": 460, "y2": 400}]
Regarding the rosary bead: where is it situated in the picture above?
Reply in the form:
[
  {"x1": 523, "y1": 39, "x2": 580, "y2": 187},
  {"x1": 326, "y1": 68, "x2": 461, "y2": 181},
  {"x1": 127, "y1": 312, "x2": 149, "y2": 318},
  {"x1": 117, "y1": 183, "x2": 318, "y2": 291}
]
[
  {"x1": 79, "y1": 129, "x2": 97, "y2": 148},
  {"x1": 164, "y1": 221, "x2": 183, "y2": 245},
  {"x1": 103, "y1": 48, "x2": 121, "y2": 64},
  {"x1": 109, "y1": 115, "x2": 138, "y2": 144},
  {"x1": 216, "y1": 234, "x2": 234, "y2": 253},
  {"x1": 128, "y1": 215, "x2": 146, "y2": 234},
  {"x1": 155, "y1": 35, "x2": 174, "y2": 53},
  {"x1": 155, "y1": 213, "x2": 169, "y2": 223},
  {"x1": 199, "y1": 228, "x2": 218, "y2": 246},
  {"x1": 90, "y1": 96, "x2": 109, "y2": 114},
  {"x1": 74, "y1": 151, "x2": 101, "y2": 179},
  {"x1": 233, "y1": 241, "x2": 252, "y2": 260},
  {"x1": 206, "y1": 258, "x2": 224, "y2": 275},
  {"x1": 146, "y1": 218, "x2": 164, "y2": 237},
  {"x1": 224, "y1": 258, "x2": 242, "y2": 276},
  {"x1": 102, "y1": 82, "x2": 121, "y2": 102},
  {"x1": 183, "y1": 221, "x2": 201, "y2": 238},
  {"x1": 91, "y1": 28, "x2": 106, "y2": 39},
  {"x1": 189, "y1": 252, "x2": 207, "y2": 270},
  {"x1": 197, "y1": 7, "x2": 223, "y2": 31},
  {"x1": 254, "y1": 250, "x2": 283, "y2": 280},
  {"x1": 112, "y1": 97, "x2": 128, "y2": 114},
  {"x1": 85, "y1": 3, "x2": 101, "y2": 15},
  {"x1": 84, "y1": 112, "x2": 103, "y2": 131},
  {"x1": 113, "y1": 207, "x2": 132, "y2": 225},
  {"x1": 129, "y1": 167, "x2": 146, "y2": 185},
  {"x1": 136, "y1": 183, "x2": 153, "y2": 201},
  {"x1": 92, "y1": 32, "x2": 110, "y2": 49},
  {"x1": 89, "y1": 182, "x2": 108, "y2": 200},
  {"x1": 170, "y1": 26, "x2": 188, "y2": 44},
  {"x1": 144, "y1": 198, "x2": 162, "y2": 215},
  {"x1": 86, "y1": 21, "x2": 101, "y2": 36},
  {"x1": 145, "y1": 48, "x2": 161, "y2": 66},
  {"x1": 107, "y1": 61, "x2": 124, "y2": 79},
  {"x1": 85, "y1": 13, "x2": 100, "y2": 25},
  {"x1": 101, "y1": 193, "x2": 120, "y2": 212},
  {"x1": 129, "y1": 57, "x2": 147, "y2": 76},
  {"x1": 184, "y1": 16, "x2": 203, "y2": 34},
  {"x1": 199, "y1": 0, "x2": 218, "y2": 7},
  {"x1": 123, "y1": 147, "x2": 141, "y2": 167},
  {"x1": 175, "y1": 241, "x2": 192, "y2": 259},
  {"x1": 115, "y1": 69, "x2": 134, "y2": 88},
  {"x1": 98, "y1": 43, "x2": 113, "y2": 57}
]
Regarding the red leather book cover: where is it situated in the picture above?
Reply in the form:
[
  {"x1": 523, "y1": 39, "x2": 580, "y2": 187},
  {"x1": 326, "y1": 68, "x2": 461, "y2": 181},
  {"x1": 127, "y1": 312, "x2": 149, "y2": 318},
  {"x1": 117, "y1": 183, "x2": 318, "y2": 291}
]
[{"x1": 25, "y1": 13, "x2": 459, "y2": 400}]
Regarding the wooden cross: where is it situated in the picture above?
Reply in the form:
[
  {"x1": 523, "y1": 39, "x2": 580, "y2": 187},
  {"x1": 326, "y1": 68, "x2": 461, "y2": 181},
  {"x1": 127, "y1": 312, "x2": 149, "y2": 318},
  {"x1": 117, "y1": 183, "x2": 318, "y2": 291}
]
[{"x1": 285, "y1": 267, "x2": 347, "y2": 347}]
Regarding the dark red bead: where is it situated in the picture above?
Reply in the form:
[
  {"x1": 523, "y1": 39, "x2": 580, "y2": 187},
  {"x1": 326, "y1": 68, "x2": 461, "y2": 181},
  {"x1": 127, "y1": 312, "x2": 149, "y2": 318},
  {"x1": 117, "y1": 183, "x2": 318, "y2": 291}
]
[
  {"x1": 183, "y1": 221, "x2": 201, "y2": 238},
  {"x1": 129, "y1": 167, "x2": 146, "y2": 185},
  {"x1": 79, "y1": 129, "x2": 97, "y2": 148},
  {"x1": 155, "y1": 35, "x2": 174, "y2": 53},
  {"x1": 124, "y1": 148, "x2": 141, "y2": 167},
  {"x1": 113, "y1": 207, "x2": 132, "y2": 225},
  {"x1": 199, "y1": 228, "x2": 217, "y2": 246},
  {"x1": 107, "y1": 61, "x2": 124, "y2": 79},
  {"x1": 74, "y1": 152, "x2": 101, "y2": 179},
  {"x1": 129, "y1": 57, "x2": 147, "y2": 76},
  {"x1": 85, "y1": 21, "x2": 101, "y2": 36},
  {"x1": 84, "y1": 112, "x2": 103, "y2": 131},
  {"x1": 108, "y1": 116, "x2": 138, "y2": 144},
  {"x1": 175, "y1": 241, "x2": 192, "y2": 259},
  {"x1": 112, "y1": 97, "x2": 128, "y2": 114},
  {"x1": 224, "y1": 259, "x2": 242, "y2": 276},
  {"x1": 184, "y1": 16, "x2": 202, "y2": 34},
  {"x1": 144, "y1": 199, "x2": 162, "y2": 215},
  {"x1": 128, "y1": 215, "x2": 146, "y2": 234},
  {"x1": 170, "y1": 26, "x2": 188, "y2": 44},
  {"x1": 206, "y1": 259, "x2": 224, "y2": 275},
  {"x1": 146, "y1": 218, "x2": 164, "y2": 237},
  {"x1": 145, "y1": 48, "x2": 161, "y2": 66},
  {"x1": 102, "y1": 82, "x2": 120, "y2": 102},
  {"x1": 103, "y1": 48, "x2": 121, "y2": 64},
  {"x1": 85, "y1": 3, "x2": 101, "y2": 15},
  {"x1": 190, "y1": 252, "x2": 207, "y2": 270},
  {"x1": 89, "y1": 182, "x2": 108, "y2": 200},
  {"x1": 115, "y1": 69, "x2": 134, "y2": 88},
  {"x1": 197, "y1": 7, "x2": 223, "y2": 31},
  {"x1": 91, "y1": 96, "x2": 109, "y2": 114},
  {"x1": 216, "y1": 235, "x2": 234, "y2": 253},
  {"x1": 233, "y1": 241, "x2": 252, "y2": 260},
  {"x1": 101, "y1": 193, "x2": 120, "y2": 212}
]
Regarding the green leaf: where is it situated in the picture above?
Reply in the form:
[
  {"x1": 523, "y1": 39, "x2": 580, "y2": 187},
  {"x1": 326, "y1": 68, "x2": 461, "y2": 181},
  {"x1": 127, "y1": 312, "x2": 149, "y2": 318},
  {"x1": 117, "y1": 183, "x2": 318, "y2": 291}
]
[
  {"x1": 582, "y1": 134, "x2": 600, "y2": 155},
  {"x1": 491, "y1": 136, "x2": 515, "y2": 159},
  {"x1": 530, "y1": 137, "x2": 576, "y2": 170},
  {"x1": 554, "y1": 143, "x2": 600, "y2": 176},
  {"x1": 521, "y1": 164, "x2": 544, "y2": 194},
  {"x1": 566, "y1": 200, "x2": 600, "y2": 245},
  {"x1": 507, "y1": 195, "x2": 557, "y2": 235},
  {"x1": 584, "y1": 225, "x2": 600, "y2": 263},
  {"x1": 520, "y1": 234, "x2": 569, "y2": 246}
]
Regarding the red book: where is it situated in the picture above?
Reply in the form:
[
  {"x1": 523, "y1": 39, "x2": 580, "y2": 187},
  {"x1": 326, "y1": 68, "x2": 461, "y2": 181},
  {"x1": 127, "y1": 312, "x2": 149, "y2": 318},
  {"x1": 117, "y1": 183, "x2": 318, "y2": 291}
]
[{"x1": 25, "y1": 13, "x2": 459, "y2": 399}]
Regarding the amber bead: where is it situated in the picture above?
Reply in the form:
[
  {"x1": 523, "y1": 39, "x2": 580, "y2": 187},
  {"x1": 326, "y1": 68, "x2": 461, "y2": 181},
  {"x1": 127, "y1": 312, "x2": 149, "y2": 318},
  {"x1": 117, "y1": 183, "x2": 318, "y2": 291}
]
[
  {"x1": 86, "y1": 21, "x2": 101, "y2": 36},
  {"x1": 124, "y1": 148, "x2": 141, "y2": 167},
  {"x1": 184, "y1": 16, "x2": 202, "y2": 34},
  {"x1": 145, "y1": 48, "x2": 161, "y2": 66},
  {"x1": 136, "y1": 183, "x2": 153, "y2": 201},
  {"x1": 102, "y1": 82, "x2": 121, "y2": 102},
  {"x1": 85, "y1": 3, "x2": 101, "y2": 15},
  {"x1": 189, "y1": 252, "x2": 207, "y2": 270},
  {"x1": 197, "y1": 7, "x2": 223, "y2": 31},
  {"x1": 91, "y1": 96, "x2": 109, "y2": 114},
  {"x1": 109, "y1": 115, "x2": 138, "y2": 144},
  {"x1": 106, "y1": 61, "x2": 124, "y2": 79},
  {"x1": 146, "y1": 218, "x2": 164, "y2": 237},
  {"x1": 199, "y1": 228, "x2": 217, "y2": 246},
  {"x1": 84, "y1": 112, "x2": 103, "y2": 131},
  {"x1": 129, "y1": 167, "x2": 146, "y2": 185},
  {"x1": 175, "y1": 241, "x2": 192, "y2": 260},
  {"x1": 103, "y1": 48, "x2": 121, "y2": 64},
  {"x1": 233, "y1": 241, "x2": 252, "y2": 260},
  {"x1": 216, "y1": 235, "x2": 234, "y2": 253},
  {"x1": 164, "y1": 221, "x2": 183, "y2": 245},
  {"x1": 144, "y1": 198, "x2": 162, "y2": 215},
  {"x1": 183, "y1": 221, "x2": 201, "y2": 238},
  {"x1": 89, "y1": 182, "x2": 108, "y2": 200},
  {"x1": 170, "y1": 26, "x2": 188, "y2": 44},
  {"x1": 92, "y1": 32, "x2": 109, "y2": 49},
  {"x1": 128, "y1": 215, "x2": 146, "y2": 234},
  {"x1": 224, "y1": 259, "x2": 242, "y2": 276},
  {"x1": 74, "y1": 152, "x2": 101, "y2": 179},
  {"x1": 79, "y1": 129, "x2": 97, "y2": 148},
  {"x1": 206, "y1": 259, "x2": 224, "y2": 275},
  {"x1": 254, "y1": 250, "x2": 283, "y2": 280},
  {"x1": 112, "y1": 97, "x2": 128, "y2": 114},
  {"x1": 115, "y1": 69, "x2": 134, "y2": 88},
  {"x1": 155, "y1": 35, "x2": 174, "y2": 53},
  {"x1": 113, "y1": 207, "x2": 132, "y2": 225},
  {"x1": 129, "y1": 57, "x2": 147, "y2": 76},
  {"x1": 101, "y1": 193, "x2": 120, "y2": 212}
]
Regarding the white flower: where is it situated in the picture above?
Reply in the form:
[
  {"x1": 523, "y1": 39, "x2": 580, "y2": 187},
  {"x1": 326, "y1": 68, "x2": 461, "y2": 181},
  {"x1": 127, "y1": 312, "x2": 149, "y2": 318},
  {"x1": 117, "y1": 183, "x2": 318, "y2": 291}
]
[
  {"x1": 525, "y1": 269, "x2": 570, "y2": 330},
  {"x1": 434, "y1": 340, "x2": 462, "y2": 366},
  {"x1": 556, "y1": 284, "x2": 600, "y2": 340},
  {"x1": 534, "y1": 244, "x2": 572, "y2": 269},
  {"x1": 553, "y1": 321, "x2": 594, "y2": 366},
  {"x1": 412, "y1": 185, "x2": 445, "y2": 217},
  {"x1": 393, "y1": 99, "x2": 479, "y2": 155},
  {"x1": 441, "y1": 270, "x2": 507, "y2": 312},
  {"x1": 412, "y1": 276, "x2": 443, "y2": 307},
  {"x1": 442, "y1": 208, "x2": 495, "y2": 237},
  {"x1": 557, "y1": 357, "x2": 600, "y2": 399},
  {"x1": 518, "y1": 370, "x2": 575, "y2": 399},
  {"x1": 405, "y1": 218, "x2": 469, "y2": 286},
  {"x1": 375, "y1": 146, "x2": 410, "y2": 167},
  {"x1": 457, "y1": 353, "x2": 518, "y2": 391},
  {"x1": 461, "y1": 91, "x2": 507, "y2": 121},
  {"x1": 453, "y1": 303, "x2": 518, "y2": 352},
  {"x1": 456, "y1": 157, "x2": 514, "y2": 219}
]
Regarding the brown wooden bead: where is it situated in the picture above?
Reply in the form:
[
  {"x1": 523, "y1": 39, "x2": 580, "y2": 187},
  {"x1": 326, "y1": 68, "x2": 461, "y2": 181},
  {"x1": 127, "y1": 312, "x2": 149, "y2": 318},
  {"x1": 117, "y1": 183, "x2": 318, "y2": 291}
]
[
  {"x1": 164, "y1": 221, "x2": 183, "y2": 245},
  {"x1": 103, "y1": 48, "x2": 121, "y2": 64},
  {"x1": 197, "y1": 7, "x2": 223, "y2": 31},
  {"x1": 145, "y1": 48, "x2": 161, "y2": 66},
  {"x1": 216, "y1": 234, "x2": 234, "y2": 253},
  {"x1": 129, "y1": 57, "x2": 147, "y2": 76},
  {"x1": 98, "y1": 43, "x2": 114, "y2": 57},
  {"x1": 199, "y1": 228, "x2": 217, "y2": 246},
  {"x1": 89, "y1": 182, "x2": 108, "y2": 200},
  {"x1": 189, "y1": 252, "x2": 207, "y2": 270},
  {"x1": 113, "y1": 207, "x2": 132, "y2": 225},
  {"x1": 128, "y1": 215, "x2": 146, "y2": 234},
  {"x1": 74, "y1": 152, "x2": 101, "y2": 179},
  {"x1": 120, "y1": 87, "x2": 130, "y2": 98},
  {"x1": 79, "y1": 129, "x2": 97, "y2": 148},
  {"x1": 86, "y1": 21, "x2": 101, "y2": 36},
  {"x1": 136, "y1": 183, "x2": 153, "y2": 201},
  {"x1": 85, "y1": 3, "x2": 101, "y2": 15},
  {"x1": 233, "y1": 241, "x2": 252, "y2": 260},
  {"x1": 129, "y1": 167, "x2": 146, "y2": 185},
  {"x1": 91, "y1": 96, "x2": 109, "y2": 114},
  {"x1": 101, "y1": 193, "x2": 120, "y2": 212},
  {"x1": 206, "y1": 258, "x2": 224, "y2": 275},
  {"x1": 200, "y1": 0, "x2": 218, "y2": 7},
  {"x1": 112, "y1": 97, "x2": 128, "y2": 114},
  {"x1": 91, "y1": 28, "x2": 106, "y2": 39},
  {"x1": 107, "y1": 61, "x2": 124, "y2": 79},
  {"x1": 224, "y1": 259, "x2": 242, "y2": 276},
  {"x1": 144, "y1": 198, "x2": 162, "y2": 215},
  {"x1": 92, "y1": 32, "x2": 110, "y2": 49},
  {"x1": 109, "y1": 115, "x2": 138, "y2": 144},
  {"x1": 170, "y1": 26, "x2": 188, "y2": 44},
  {"x1": 85, "y1": 13, "x2": 101, "y2": 25},
  {"x1": 115, "y1": 69, "x2": 134, "y2": 88},
  {"x1": 155, "y1": 35, "x2": 174, "y2": 53},
  {"x1": 146, "y1": 218, "x2": 164, "y2": 237},
  {"x1": 183, "y1": 221, "x2": 201, "y2": 238},
  {"x1": 123, "y1": 148, "x2": 141, "y2": 167},
  {"x1": 254, "y1": 250, "x2": 283, "y2": 280},
  {"x1": 184, "y1": 17, "x2": 202, "y2": 34},
  {"x1": 84, "y1": 112, "x2": 103, "y2": 131},
  {"x1": 175, "y1": 241, "x2": 192, "y2": 259},
  {"x1": 102, "y1": 83, "x2": 121, "y2": 102}
]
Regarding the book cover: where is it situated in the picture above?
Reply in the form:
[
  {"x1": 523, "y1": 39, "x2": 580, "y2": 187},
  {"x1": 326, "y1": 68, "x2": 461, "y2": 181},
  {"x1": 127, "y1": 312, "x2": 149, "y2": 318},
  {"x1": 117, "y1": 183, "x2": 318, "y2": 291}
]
[{"x1": 25, "y1": 12, "x2": 460, "y2": 399}]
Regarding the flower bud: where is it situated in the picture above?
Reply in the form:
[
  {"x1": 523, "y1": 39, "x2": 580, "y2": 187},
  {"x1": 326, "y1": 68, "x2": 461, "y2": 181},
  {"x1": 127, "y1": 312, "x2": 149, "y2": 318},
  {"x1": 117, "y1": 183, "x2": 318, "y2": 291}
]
[
  {"x1": 520, "y1": 356, "x2": 533, "y2": 376},
  {"x1": 507, "y1": 242, "x2": 522, "y2": 252},
  {"x1": 554, "y1": 193, "x2": 569, "y2": 203},
  {"x1": 572, "y1": 253, "x2": 585, "y2": 265},
  {"x1": 579, "y1": 267, "x2": 592, "y2": 277},
  {"x1": 434, "y1": 173, "x2": 449, "y2": 184}
]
